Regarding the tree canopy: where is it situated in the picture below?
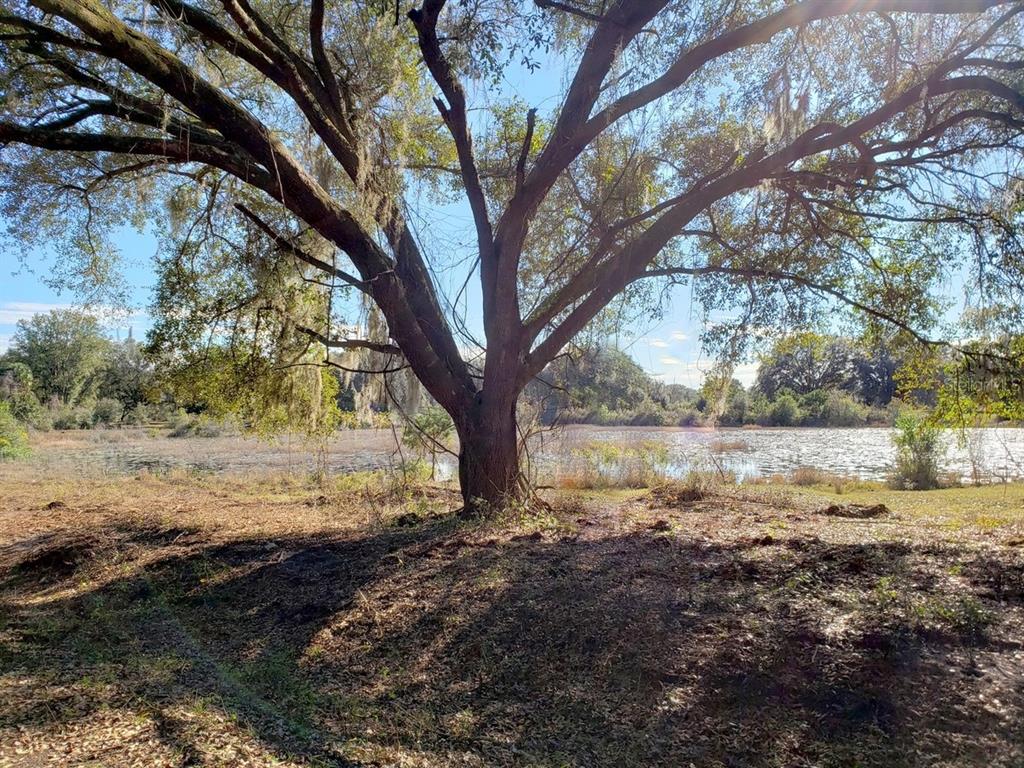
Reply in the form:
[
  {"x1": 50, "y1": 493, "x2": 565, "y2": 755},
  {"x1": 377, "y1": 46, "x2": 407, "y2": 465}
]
[
  {"x1": 1, "y1": 0, "x2": 1023, "y2": 508},
  {"x1": 5, "y1": 309, "x2": 109, "y2": 406},
  {"x1": 755, "y1": 331, "x2": 899, "y2": 405}
]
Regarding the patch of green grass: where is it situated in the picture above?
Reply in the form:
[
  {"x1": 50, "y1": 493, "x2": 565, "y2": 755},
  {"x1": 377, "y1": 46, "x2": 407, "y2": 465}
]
[
  {"x1": 235, "y1": 649, "x2": 319, "y2": 724},
  {"x1": 475, "y1": 562, "x2": 509, "y2": 589},
  {"x1": 972, "y1": 514, "x2": 1011, "y2": 530},
  {"x1": 797, "y1": 482, "x2": 1024, "y2": 528},
  {"x1": 866, "y1": 574, "x2": 992, "y2": 641},
  {"x1": 913, "y1": 595, "x2": 991, "y2": 638}
]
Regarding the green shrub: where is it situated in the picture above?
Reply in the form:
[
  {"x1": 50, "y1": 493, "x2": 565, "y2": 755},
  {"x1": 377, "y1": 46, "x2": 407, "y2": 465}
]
[
  {"x1": 168, "y1": 411, "x2": 226, "y2": 438},
  {"x1": 121, "y1": 403, "x2": 151, "y2": 426},
  {"x1": 0, "y1": 403, "x2": 30, "y2": 459},
  {"x1": 767, "y1": 393, "x2": 800, "y2": 426},
  {"x1": 628, "y1": 402, "x2": 669, "y2": 427},
  {"x1": 890, "y1": 412, "x2": 945, "y2": 490},
  {"x1": 796, "y1": 389, "x2": 828, "y2": 425},
  {"x1": 53, "y1": 406, "x2": 92, "y2": 430},
  {"x1": 30, "y1": 409, "x2": 53, "y2": 431},
  {"x1": 819, "y1": 391, "x2": 868, "y2": 427},
  {"x1": 92, "y1": 397, "x2": 123, "y2": 427},
  {"x1": 5, "y1": 390, "x2": 43, "y2": 425},
  {"x1": 0, "y1": 361, "x2": 43, "y2": 426},
  {"x1": 674, "y1": 407, "x2": 702, "y2": 427}
]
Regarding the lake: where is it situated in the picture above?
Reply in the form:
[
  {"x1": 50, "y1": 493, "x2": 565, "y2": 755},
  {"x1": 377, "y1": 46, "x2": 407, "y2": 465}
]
[
  {"x1": 533, "y1": 425, "x2": 1024, "y2": 484},
  {"x1": 5, "y1": 425, "x2": 1023, "y2": 484}
]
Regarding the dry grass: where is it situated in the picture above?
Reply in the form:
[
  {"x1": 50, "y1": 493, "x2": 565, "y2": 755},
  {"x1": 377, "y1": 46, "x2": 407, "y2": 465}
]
[
  {"x1": 779, "y1": 465, "x2": 878, "y2": 494},
  {"x1": 2, "y1": 471, "x2": 1024, "y2": 767},
  {"x1": 555, "y1": 440, "x2": 671, "y2": 490}
]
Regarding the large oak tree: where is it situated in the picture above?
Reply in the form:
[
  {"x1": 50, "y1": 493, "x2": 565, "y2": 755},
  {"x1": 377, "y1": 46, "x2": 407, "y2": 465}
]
[{"x1": 1, "y1": 0, "x2": 1022, "y2": 509}]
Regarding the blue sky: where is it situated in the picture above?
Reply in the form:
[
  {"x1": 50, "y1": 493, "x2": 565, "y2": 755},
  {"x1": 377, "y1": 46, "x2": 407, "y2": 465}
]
[{"x1": 0, "y1": 227, "x2": 155, "y2": 350}]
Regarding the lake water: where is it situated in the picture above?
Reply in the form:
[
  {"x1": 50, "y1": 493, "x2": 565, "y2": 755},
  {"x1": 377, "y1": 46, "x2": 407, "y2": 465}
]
[
  {"x1": 532, "y1": 426, "x2": 1024, "y2": 484},
  {"x1": 5, "y1": 426, "x2": 1023, "y2": 484}
]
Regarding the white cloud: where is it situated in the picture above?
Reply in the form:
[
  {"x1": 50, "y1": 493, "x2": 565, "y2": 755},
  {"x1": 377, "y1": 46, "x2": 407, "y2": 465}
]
[
  {"x1": 670, "y1": 331, "x2": 689, "y2": 341},
  {"x1": 0, "y1": 301, "x2": 147, "y2": 328},
  {"x1": 732, "y1": 362, "x2": 760, "y2": 386},
  {"x1": 0, "y1": 302, "x2": 71, "y2": 325},
  {"x1": 661, "y1": 369, "x2": 706, "y2": 388},
  {"x1": 653, "y1": 359, "x2": 760, "y2": 388},
  {"x1": 648, "y1": 338, "x2": 669, "y2": 348},
  {"x1": 0, "y1": 335, "x2": 10, "y2": 352}
]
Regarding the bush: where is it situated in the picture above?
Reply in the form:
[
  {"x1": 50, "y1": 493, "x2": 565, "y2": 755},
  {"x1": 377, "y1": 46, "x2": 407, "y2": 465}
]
[
  {"x1": 121, "y1": 403, "x2": 152, "y2": 425},
  {"x1": 820, "y1": 391, "x2": 868, "y2": 427},
  {"x1": 797, "y1": 389, "x2": 828, "y2": 425},
  {"x1": 30, "y1": 409, "x2": 53, "y2": 431},
  {"x1": 628, "y1": 402, "x2": 669, "y2": 427},
  {"x1": 890, "y1": 412, "x2": 945, "y2": 490},
  {"x1": 92, "y1": 397, "x2": 123, "y2": 427},
  {"x1": 674, "y1": 407, "x2": 702, "y2": 427},
  {"x1": 0, "y1": 402, "x2": 30, "y2": 459},
  {"x1": 0, "y1": 362, "x2": 43, "y2": 426},
  {"x1": 4, "y1": 390, "x2": 43, "y2": 425},
  {"x1": 767, "y1": 393, "x2": 800, "y2": 426},
  {"x1": 52, "y1": 406, "x2": 92, "y2": 430},
  {"x1": 168, "y1": 410, "x2": 226, "y2": 438}
]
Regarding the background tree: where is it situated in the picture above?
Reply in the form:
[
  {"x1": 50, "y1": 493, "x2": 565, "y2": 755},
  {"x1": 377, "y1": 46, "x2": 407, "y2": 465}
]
[
  {"x1": 98, "y1": 337, "x2": 154, "y2": 420},
  {"x1": 853, "y1": 347, "x2": 900, "y2": 407},
  {"x1": 755, "y1": 332, "x2": 859, "y2": 399},
  {"x1": 6, "y1": 310, "x2": 109, "y2": 406},
  {"x1": 697, "y1": 362, "x2": 742, "y2": 425},
  {"x1": 755, "y1": 331, "x2": 901, "y2": 407},
  {"x1": 1, "y1": 0, "x2": 1023, "y2": 510},
  {"x1": 0, "y1": 359, "x2": 43, "y2": 424},
  {"x1": 529, "y1": 346, "x2": 669, "y2": 424}
]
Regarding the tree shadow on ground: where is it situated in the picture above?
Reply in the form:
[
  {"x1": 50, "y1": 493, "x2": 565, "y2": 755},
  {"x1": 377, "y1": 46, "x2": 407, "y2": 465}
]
[{"x1": 1, "y1": 512, "x2": 1022, "y2": 767}]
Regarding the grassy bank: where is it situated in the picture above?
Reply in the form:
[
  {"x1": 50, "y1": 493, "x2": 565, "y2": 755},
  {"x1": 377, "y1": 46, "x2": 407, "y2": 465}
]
[{"x1": 1, "y1": 472, "x2": 1023, "y2": 767}]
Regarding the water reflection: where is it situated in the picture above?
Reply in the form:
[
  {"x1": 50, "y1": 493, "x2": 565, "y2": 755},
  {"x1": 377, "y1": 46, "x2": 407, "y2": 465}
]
[
  {"x1": 533, "y1": 426, "x2": 1024, "y2": 484},
  {"x1": 8, "y1": 426, "x2": 1023, "y2": 484}
]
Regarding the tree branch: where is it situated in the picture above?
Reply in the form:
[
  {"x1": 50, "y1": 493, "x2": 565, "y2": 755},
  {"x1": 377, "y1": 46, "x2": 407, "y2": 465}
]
[
  {"x1": 517, "y1": 0, "x2": 1015, "y2": 239},
  {"x1": 636, "y1": 264, "x2": 946, "y2": 350},
  {"x1": 534, "y1": 0, "x2": 604, "y2": 23},
  {"x1": 233, "y1": 203, "x2": 368, "y2": 293},
  {"x1": 296, "y1": 325, "x2": 402, "y2": 356},
  {"x1": 408, "y1": 0, "x2": 494, "y2": 269}
]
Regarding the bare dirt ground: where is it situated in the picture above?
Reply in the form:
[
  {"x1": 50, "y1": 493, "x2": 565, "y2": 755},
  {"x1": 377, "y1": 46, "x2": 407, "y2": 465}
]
[{"x1": 1, "y1": 470, "x2": 1023, "y2": 767}]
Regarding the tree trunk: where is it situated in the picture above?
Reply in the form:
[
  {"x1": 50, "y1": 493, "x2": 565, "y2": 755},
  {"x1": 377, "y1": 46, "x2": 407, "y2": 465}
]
[{"x1": 456, "y1": 400, "x2": 522, "y2": 514}]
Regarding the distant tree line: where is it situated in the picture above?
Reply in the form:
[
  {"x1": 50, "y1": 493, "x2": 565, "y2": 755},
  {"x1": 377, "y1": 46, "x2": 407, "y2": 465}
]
[
  {"x1": 529, "y1": 332, "x2": 917, "y2": 428},
  {"x1": 0, "y1": 309, "x2": 154, "y2": 430},
  {"x1": 1, "y1": 309, "x2": 1018, "y2": 437}
]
